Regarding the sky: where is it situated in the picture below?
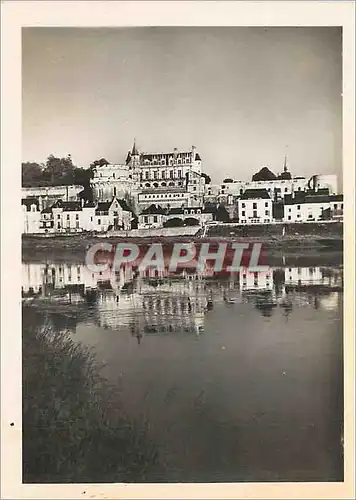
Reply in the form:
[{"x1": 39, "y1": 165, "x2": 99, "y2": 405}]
[{"x1": 22, "y1": 27, "x2": 342, "y2": 185}]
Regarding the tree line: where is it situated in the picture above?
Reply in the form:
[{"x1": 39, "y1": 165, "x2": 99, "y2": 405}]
[{"x1": 21, "y1": 155, "x2": 110, "y2": 188}]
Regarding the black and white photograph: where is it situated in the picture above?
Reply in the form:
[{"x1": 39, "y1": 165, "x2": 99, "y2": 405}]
[{"x1": 1, "y1": 1, "x2": 355, "y2": 499}]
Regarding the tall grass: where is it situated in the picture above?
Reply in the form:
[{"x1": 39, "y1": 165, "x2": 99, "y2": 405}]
[{"x1": 23, "y1": 315, "x2": 159, "y2": 483}]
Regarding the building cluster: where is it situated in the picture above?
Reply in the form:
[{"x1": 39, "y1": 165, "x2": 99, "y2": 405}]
[{"x1": 22, "y1": 141, "x2": 343, "y2": 234}]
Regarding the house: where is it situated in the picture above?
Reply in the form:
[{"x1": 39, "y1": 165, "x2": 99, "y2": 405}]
[
  {"x1": 165, "y1": 206, "x2": 214, "y2": 227},
  {"x1": 40, "y1": 206, "x2": 55, "y2": 233},
  {"x1": 94, "y1": 197, "x2": 132, "y2": 232},
  {"x1": 22, "y1": 198, "x2": 41, "y2": 234},
  {"x1": 237, "y1": 189, "x2": 273, "y2": 224},
  {"x1": 138, "y1": 204, "x2": 166, "y2": 229},
  {"x1": 283, "y1": 190, "x2": 337, "y2": 223},
  {"x1": 52, "y1": 200, "x2": 83, "y2": 233}
]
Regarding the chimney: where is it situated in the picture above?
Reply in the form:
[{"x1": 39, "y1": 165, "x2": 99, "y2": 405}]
[
  {"x1": 173, "y1": 148, "x2": 178, "y2": 159},
  {"x1": 192, "y1": 145, "x2": 196, "y2": 160},
  {"x1": 38, "y1": 196, "x2": 43, "y2": 211},
  {"x1": 81, "y1": 197, "x2": 85, "y2": 208}
]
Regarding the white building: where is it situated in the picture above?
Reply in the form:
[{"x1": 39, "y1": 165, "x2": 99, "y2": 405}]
[
  {"x1": 237, "y1": 189, "x2": 273, "y2": 224},
  {"x1": 283, "y1": 191, "x2": 342, "y2": 223},
  {"x1": 91, "y1": 163, "x2": 133, "y2": 201},
  {"x1": 22, "y1": 198, "x2": 41, "y2": 234},
  {"x1": 94, "y1": 198, "x2": 132, "y2": 232},
  {"x1": 138, "y1": 204, "x2": 167, "y2": 229},
  {"x1": 138, "y1": 204, "x2": 214, "y2": 229}
]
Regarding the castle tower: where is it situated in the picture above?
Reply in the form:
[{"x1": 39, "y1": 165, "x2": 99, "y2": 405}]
[{"x1": 129, "y1": 139, "x2": 141, "y2": 183}]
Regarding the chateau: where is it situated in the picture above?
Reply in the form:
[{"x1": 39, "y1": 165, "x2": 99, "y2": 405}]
[{"x1": 91, "y1": 141, "x2": 206, "y2": 211}]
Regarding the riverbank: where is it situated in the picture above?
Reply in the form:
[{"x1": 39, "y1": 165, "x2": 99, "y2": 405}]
[
  {"x1": 22, "y1": 222, "x2": 343, "y2": 264},
  {"x1": 23, "y1": 307, "x2": 160, "y2": 483}
]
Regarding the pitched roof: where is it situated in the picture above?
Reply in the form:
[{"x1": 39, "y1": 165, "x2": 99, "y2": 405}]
[
  {"x1": 240, "y1": 189, "x2": 271, "y2": 200},
  {"x1": 252, "y1": 166, "x2": 277, "y2": 182},
  {"x1": 131, "y1": 140, "x2": 139, "y2": 156},
  {"x1": 140, "y1": 204, "x2": 166, "y2": 215},
  {"x1": 117, "y1": 199, "x2": 131, "y2": 211},
  {"x1": 83, "y1": 201, "x2": 96, "y2": 208},
  {"x1": 62, "y1": 202, "x2": 82, "y2": 212}
]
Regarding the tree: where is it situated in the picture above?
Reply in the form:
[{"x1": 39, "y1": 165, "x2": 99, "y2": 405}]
[
  {"x1": 45, "y1": 154, "x2": 75, "y2": 185},
  {"x1": 22, "y1": 162, "x2": 45, "y2": 187},
  {"x1": 90, "y1": 158, "x2": 110, "y2": 168}
]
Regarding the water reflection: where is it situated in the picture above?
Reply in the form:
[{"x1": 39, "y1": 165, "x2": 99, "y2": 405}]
[
  {"x1": 22, "y1": 258, "x2": 344, "y2": 482},
  {"x1": 22, "y1": 261, "x2": 343, "y2": 342}
]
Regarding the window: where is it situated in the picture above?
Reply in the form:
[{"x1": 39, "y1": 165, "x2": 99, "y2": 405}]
[
  {"x1": 90, "y1": 217, "x2": 93, "y2": 222},
  {"x1": 170, "y1": 171, "x2": 173, "y2": 179},
  {"x1": 57, "y1": 214, "x2": 60, "y2": 219},
  {"x1": 76, "y1": 214, "x2": 79, "y2": 219},
  {"x1": 285, "y1": 187, "x2": 288, "y2": 192},
  {"x1": 288, "y1": 208, "x2": 292, "y2": 212},
  {"x1": 253, "y1": 210, "x2": 257, "y2": 218},
  {"x1": 288, "y1": 216, "x2": 291, "y2": 221},
  {"x1": 57, "y1": 223, "x2": 60, "y2": 229},
  {"x1": 241, "y1": 202, "x2": 245, "y2": 208},
  {"x1": 341, "y1": 203, "x2": 343, "y2": 209},
  {"x1": 242, "y1": 211, "x2": 245, "y2": 217},
  {"x1": 162, "y1": 171, "x2": 166, "y2": 179},
  {"x1": 144, "y1": 216, "x2": 148, "y2": 223},
  {"x1": 76, "y1": 221, "x2": 80, "y2": 228},
  {"x1": 113, "y1": 173, "x2": 115, "y2": 179},
  {"x1": 253, "y1": 203, "x2": 257, "y2": 209},
  {"x1": 334, "y1": 204, "x2": 337, "y2": 210},
  {"x1": 265, "y1": 210, "x2": 269, "y2": 216},
  {"x1": 153, "y1": 216, "x2": 158, "y2": 223},
  {"x1": 297, "y1": 205, "x2": 301, "y2": 210},
  {"x1": 113, "y1": 187, "x2": 116, "y2": 196},
  {"x1": 265, "y1": 202, "x2": 268, "y2": 207},
  {"x1": 98, "y1": 219, "x2": 101, "y2": 225},
  {"x1": 67, "y1": 214, "x2": 70, "y2": 220}
]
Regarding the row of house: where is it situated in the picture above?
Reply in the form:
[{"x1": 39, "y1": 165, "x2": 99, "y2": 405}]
[{"x1": 22, "y1": 197, "x2": 133, "y2": 234}]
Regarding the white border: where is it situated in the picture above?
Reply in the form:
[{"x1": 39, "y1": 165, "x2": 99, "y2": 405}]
[{"x1": 1, "y1": 2, "x2": 355, "y2": 499}]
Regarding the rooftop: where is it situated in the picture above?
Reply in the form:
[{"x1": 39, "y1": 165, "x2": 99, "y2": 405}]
[{"x1": 240, "y1": 189, "x2": 271, "y2": 200}]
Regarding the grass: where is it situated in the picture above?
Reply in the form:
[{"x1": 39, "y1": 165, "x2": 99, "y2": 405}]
[{"x1": 23, "y1": 311, "x2": 160, "y2": 483}]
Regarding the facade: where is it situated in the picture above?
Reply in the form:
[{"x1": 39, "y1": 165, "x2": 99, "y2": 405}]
[
  {"x1": 237, "y1": 189, "x2": 273, "y2": 224},
  {"x1": 22, "y1": 197, "x2": 132, "y2": 234},
  {"x1": 91, "y1": 164, "x2": 133, "y2": 201},
  {"x1": 91, "y1": 142, "x2": 206, "y2": 212},
  {"x1": 138, "y1": 204, "x2": 214, "y2": 229},
  {"x1": 138, "y1": 204, "x2": 166, "y2": 229},
  {"x1": 283, "y1": 191, "x2": 343, "y2": 223},
  {"x1": 22, "y1": 198, "x2": 41, "y2": 234}
]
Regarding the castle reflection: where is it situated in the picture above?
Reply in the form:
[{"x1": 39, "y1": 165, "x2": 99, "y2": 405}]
[{"x1": 22, "y1": 261, "x2": 343, "y2": 340}]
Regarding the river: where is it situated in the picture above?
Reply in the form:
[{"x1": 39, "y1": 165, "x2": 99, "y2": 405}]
[{"x1": 22, "y1": 256, "x2": 344, "y2": 482}]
